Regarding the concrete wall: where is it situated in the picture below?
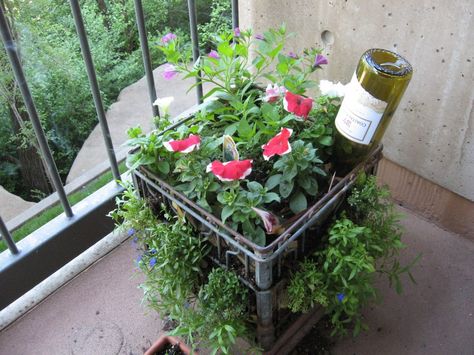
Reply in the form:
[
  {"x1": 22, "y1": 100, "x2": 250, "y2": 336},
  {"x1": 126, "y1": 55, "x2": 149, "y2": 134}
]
[{"x1": 239, "y1": 0, "x2": 474, "y2": 201}]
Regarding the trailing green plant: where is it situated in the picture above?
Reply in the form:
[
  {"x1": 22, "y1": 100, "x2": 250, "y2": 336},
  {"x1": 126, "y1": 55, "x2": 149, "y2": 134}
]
[
  {"x1": 109, "y1": 181, "x2": 156, "y2": 236},
  {"x1": 172, "y1": 268, "x2": 249, "y2": 355},
  {"x1": 287, "y1": 176, "x2": 419, "y2": 336},
  {"x1": 137, "y1": 213, "x2": 209, "y2": 319}
]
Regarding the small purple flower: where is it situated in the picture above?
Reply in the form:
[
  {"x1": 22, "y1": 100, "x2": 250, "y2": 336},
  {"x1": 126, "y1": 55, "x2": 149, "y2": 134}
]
[
  {"x1": 234, "y1": 27, "x2": 241, "y2": 37},
  {"x1": 132, "y1": 236, "x2": 138, "y2": 244},
  {"x1": 162, "y1": 64, "x2": 178, "y2": 80},
  {"x1": 127, "y1": 228, "x2": 136, "y2": 237},
  {"x1": 255, "y1": 34, "x2": 265, "y2": 40},
  {"x1": 337, "y1": 293, "x2": 345, "y2": 303},
  {"x1": 136, "y1": 254, "x2": 142, "y2": 264},
  {"x1": 208, "y1": 50, "x2": 220, "y2": 59},
  {"x1": 149, "y1": 248, "x2": 157, "y2": 254},
  {"x1": 288, "y1": 51, "x2": 298, "y2": 59},
  {"x1": 314, "y1": 54, "x2": 328, "y2": 67},
  {"x1": 161, "y1": 32, "x2": 177, "y2": 43},
  {"x1": 149, "y1": 257, "x2": 157, "y2": 267}
]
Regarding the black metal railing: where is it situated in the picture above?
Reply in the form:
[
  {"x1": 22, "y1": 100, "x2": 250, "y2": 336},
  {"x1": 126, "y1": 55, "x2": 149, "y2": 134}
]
[{"x1": 0, "y1": 0, "x2": 238, "y2": 308}]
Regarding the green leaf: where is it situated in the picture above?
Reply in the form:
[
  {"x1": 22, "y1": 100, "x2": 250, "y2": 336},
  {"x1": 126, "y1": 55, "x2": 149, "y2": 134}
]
[
  {"x1": 247, "y1": 181, "x2": 263, "y2": 193},
  {"x1": 221, "y1": 205, "x2": 234, "y2": 223},
  {"x1": 319, "y1": 135, "x2": 333, "y2": 146},
  {"x1": 157, "y1": 160, "x2": 170, "y2": 174},
  {"x1": 224, "y1": 123, "x2": 239, "y2": 136},
  {"x1": 208, "y1": 182, "x2": 220, "y2": 192},
  {"x1": 266, "y1": 174, "x2": 282, "y2": 190},
  {"x1": 264, "y1": 192, "x2": 280, "y2": 204},
  {"x1": 217, "y1": 41, "x2": 233, "y2": 57},
  {"x1": 279, "y1": 178, "x2": 294, "y2": 198},
  {"x1": 237, "y1": 118, "x2": 252, "y2": 138},
  {"x1": 298, "y1": 175, "x2": 311, "y2": 190},
  {"x1": 289, "y1": 191, "x2": 307, "y2": 213}
]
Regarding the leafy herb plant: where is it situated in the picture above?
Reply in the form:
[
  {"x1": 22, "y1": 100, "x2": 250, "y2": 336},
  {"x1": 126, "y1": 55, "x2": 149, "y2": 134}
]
[{"x1": 288, "y1": 175, "x2": 419, "y2": 336}]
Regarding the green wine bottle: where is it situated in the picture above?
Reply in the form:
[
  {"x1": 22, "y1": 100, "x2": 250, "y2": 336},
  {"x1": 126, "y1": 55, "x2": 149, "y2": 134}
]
[{"x1": 333, "y1": 48, "x2": 413, "y2": 173}]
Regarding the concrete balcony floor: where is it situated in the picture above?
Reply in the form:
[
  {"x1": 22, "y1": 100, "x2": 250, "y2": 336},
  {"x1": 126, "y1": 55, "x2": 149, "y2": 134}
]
[{"x1": 0, "y1": 206, "x2": 473, "y2": 355}]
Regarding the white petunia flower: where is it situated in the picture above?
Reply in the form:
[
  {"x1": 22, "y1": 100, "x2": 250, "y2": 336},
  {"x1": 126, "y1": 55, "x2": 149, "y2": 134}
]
[
  {"x1": 153, "y1": 96, "x2": 174, "y2": 117},
  {"x1": 319, "y1": 80, "x2": 347, "y2": 98}
]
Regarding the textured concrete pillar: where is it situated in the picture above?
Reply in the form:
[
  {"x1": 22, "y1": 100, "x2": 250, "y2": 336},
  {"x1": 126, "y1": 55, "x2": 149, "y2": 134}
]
[{"x1": 239, "y1": 0, "x2": 474, "y2": 201}]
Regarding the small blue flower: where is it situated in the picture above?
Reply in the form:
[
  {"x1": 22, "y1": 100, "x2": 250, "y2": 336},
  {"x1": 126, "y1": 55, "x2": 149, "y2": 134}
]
[
  {"x1": 149, "y1": 248, "x2": 157, "y2": 254},
  {"x1": 132, "y1": 236, "x2": 138, "y2": 244},
  {"x1": 149, "y1": 257, "x2": 157, "y2": 267},
  {"x1": 135, "y1": 254, "x2": 142, "y2": 265},
  {"x1": 337, "y1": 293, "x2": 345, "y2": 303},
  {"x1": 128, "y1": 228, "x2": 136, "y2": 237}
]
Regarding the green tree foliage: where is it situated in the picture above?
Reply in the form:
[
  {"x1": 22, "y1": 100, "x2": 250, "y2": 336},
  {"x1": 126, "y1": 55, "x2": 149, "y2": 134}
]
[{"x1": 0, "y1": 0, "x2": 230, "y2": 200}]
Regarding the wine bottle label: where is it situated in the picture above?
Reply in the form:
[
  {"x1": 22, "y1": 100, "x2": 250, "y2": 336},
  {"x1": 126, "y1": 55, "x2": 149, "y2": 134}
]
[{"x1": 335, "y1": 74, "x2": 387, "y2": 145}]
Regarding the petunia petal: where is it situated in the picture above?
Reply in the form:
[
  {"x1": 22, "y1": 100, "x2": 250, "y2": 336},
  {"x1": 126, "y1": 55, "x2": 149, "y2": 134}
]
[
  {"x1": 164, "y1": 134, "x2": 201, "y2": 153},
  {"x1": 252, "y1": 207, "x2": 281, "y2": 234},
  {"x1": 283, "y1": 91, "x2": 313, "y2": 119},
  {"x1": 262, "y1": 128, "x2": 293, "y2": 160},
  {"x1": 206, "y1": 160, "x2": 252, "y2": 181}
]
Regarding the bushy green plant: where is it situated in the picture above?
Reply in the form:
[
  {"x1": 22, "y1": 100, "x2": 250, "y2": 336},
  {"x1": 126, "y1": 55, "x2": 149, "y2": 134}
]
[
  {"x1": 109, "y1": 181, "x2": 156, "y2": 235},
  {"x1": 172, "y1": 268, "x2": 249, "y2": 354},
  {"x1": 137, "y1": 214, "x2": 209, "y2": 318},
  {"x1": 288, "y1": 176, "x2": 419, "y2": 336},
  {"x1": 127, "y1": 26, "x2": 337, "y2": 246}
]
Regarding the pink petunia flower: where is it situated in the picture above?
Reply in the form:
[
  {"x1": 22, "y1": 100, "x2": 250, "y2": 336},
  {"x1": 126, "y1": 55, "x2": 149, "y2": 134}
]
[
  {"x1": 234, "y1": 27, "x2": 241, "y2": 37},
  {"x1": 314, "y1": 54, "x2": 328, "y2": 67},
  {"x1": 288, "y1": 51, "x2": 298, "y2": 59},
  {"x1": 161, "y1": 33, "x2": 177, "y2": 43},
  {"x1": 264, "y1": 84, "x2": 287, "y2": 103},
  {"x1": 252, "y1": 207, "x2": 282, "y2": 234},
  {"x1": 163, "y1": 134, "x2": 200, "y2": 153},
  {"x1": 262, "y1": 128, "x2": 293, "y2": 160},
  {"x1": 208, "y1": 50, "x2": 220, "y2": 59},
  {"x1": 206, "y1": 160, "x2": 253, "y2": 181},
  {"x1": 162, "y1": 64, "x2": 178, "y2": 80},
  {"x1": 283, "y1": 91, "x2": 313, "y2": 119}
]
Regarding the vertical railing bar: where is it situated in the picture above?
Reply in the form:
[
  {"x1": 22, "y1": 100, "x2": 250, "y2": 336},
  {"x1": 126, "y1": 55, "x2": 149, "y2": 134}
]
[
  {"x1": 277, "y1": 242, "x2": 282, "y2": 278},
  {"x1": 245, "y1": 254, "x2": 249, "y2": 278},
  {"x1": 0, "y1": 8, "x2": 73, "y2": 218},
  {"x1": 231, "y1": 0, "x2": 239, "y2": 29},
  {"x1": 186, "y1": 0, "x2": 203, "y2": 104},
  {"x1": 0, "y1": 215, "x2": 19, "y2": 255},
  {"x1": 69, "y1": 0, "x2": 121, "y2": 182},
  {"x1": 217, "y1": 233, "x2": 222, "y2": 260},
  {"x1": 302, "y1": 232, "x2": 306, "y2": 254},
  {"x1": 133, "y1": 0, "x2": 159, "y2": 118}
]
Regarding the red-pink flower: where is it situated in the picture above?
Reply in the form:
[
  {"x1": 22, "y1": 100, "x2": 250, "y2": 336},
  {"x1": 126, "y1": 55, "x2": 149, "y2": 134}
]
[
  {"x1": 163, "y1": 134, "x2": 200, "y2": 153},
  {"x1": 206, "y1": 160, "x2": 253, "y2": 181},
  {"x1": 262, "y1": 128, "x2": 293, "y2": 160},
  {"x1": 283, "y1": 91, "x2": 313, "y2": 119},
  {"x1": 252, "y1": 207, "x2": 282, "y2": 234}
]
